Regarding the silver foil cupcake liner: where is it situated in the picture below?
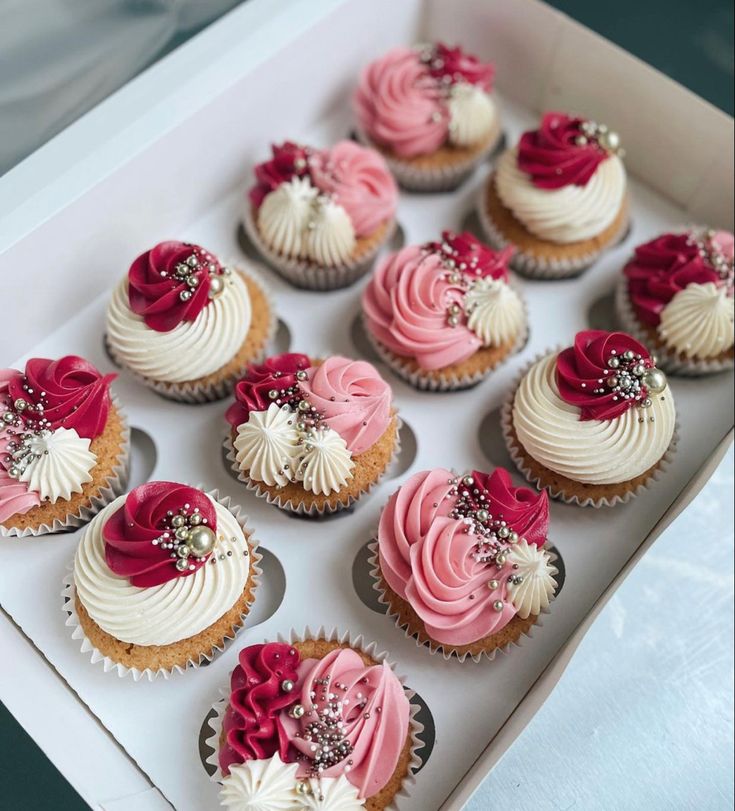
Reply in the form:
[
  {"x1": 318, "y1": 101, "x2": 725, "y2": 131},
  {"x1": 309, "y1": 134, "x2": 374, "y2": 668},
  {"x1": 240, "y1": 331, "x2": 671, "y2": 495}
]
[
  {"x1": 243, "y1": 202, "x2": 395, "y2": 291},
  {"x1": 0, "y1": 395, "x2": 131, "y2": 537},
  {"x1": 62, "y1": 489, "x2": 262, "y2": 681},
  {"x1": 500, "y1": 348, "x2": 680, "y2": 507},
  {"x1": 201, "y1": 625, "x2": 424, "y2": 811},
  {"x1": 105, "y1": 267, "x2": 276, "y2": 403},
  {"x1": 614, "y1": 274, "x2": 734, "y2": 376}
]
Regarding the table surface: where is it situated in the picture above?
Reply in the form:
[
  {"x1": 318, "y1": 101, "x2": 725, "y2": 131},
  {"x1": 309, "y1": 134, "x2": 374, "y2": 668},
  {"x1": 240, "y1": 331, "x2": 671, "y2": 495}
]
[{"x1": 1, "y1": 1, "x2": 733, "y2": 809}]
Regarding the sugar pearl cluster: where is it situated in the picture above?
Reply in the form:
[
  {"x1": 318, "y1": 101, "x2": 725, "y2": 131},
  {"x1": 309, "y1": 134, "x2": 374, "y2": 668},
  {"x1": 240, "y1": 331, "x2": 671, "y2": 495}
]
[
  {"x1": 587, "y1": 349, "x2": 667, "y2": 421},
  {"x1": 151, "y1": 504, "x2": 217, "y2": 572},
  {"x1": 688, "y1": 227, "x2": 734, "y2": 291},
  {"x1": 2, "y1": 390, "x2": 52, "y2": 480},
  {"x1": 575, "y1": 119, "x2": 625, "y2": 156},
  {"x1": 162, "y1": 245, "x2": 228, "y2": 302}
]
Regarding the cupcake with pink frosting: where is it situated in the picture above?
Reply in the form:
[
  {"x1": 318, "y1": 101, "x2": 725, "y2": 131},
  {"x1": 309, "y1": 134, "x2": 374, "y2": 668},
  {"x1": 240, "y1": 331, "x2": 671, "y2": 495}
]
[
  {"x1": 208, "y1": 632, "x2": 422, "y2": 811},
  {"x1": 362, "y1": 231, "x2": 527, "y2": 390},
  {"x1": 355, "y1": 42, "x2": 502, "y2": 191},
  {"x1": 372, "y1": 467, "x2": 557, "y2": 661},
  {"x1": 225, "y1": 353, "x2": 399, "y2": 515},
  {"x1": 243, "y1": 140, "x2": 398, "y2": 290},
  {"x1": 616, "y1": 227, "x2": 734, "y2": 375}
]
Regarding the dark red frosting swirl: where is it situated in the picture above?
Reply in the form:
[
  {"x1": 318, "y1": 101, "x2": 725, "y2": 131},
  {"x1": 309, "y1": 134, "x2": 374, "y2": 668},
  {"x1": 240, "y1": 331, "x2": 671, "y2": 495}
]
[
  {"x1": 469, "y1": 468, "x2": 549, "y2": 545},
  {"x1": 219, "y1": 643, "x2": 301, "y2": 775},
  {"x1": 517, "y1": 112, "x2": 607, "y2": 189},
  {"x1": 249, "y1": 142, "x2": 315, "y2": 209},
  {"x1": 624, "y1": 232, "x2": 724, "y2": 326},
  {"x1": 104, "y1": 482, "x2": 217, "y2": 587},
  {"x1": 427, "y1": 230, "x2": 513, "y2": 282},
  {"x1": 556, "y1": 330, "x2": 653, "y2": 421},
  {"x1": 428, "y1": 43, "x2": 494, "y2": 91},
  {"x1": 225, "y1": 353, "x2": 311, "y2": 428},
  {"x1": 7, "y1": 356, "x2": 116, "y2": 439},
  {"x1": 128, "y1": 241, "x2": 219, "y2": 332}
]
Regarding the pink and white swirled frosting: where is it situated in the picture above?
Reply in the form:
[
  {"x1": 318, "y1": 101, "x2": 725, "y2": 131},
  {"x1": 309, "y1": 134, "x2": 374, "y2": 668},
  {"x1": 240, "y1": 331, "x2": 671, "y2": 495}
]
[{"x1": 378, "y1": 467, "x2": 554, "y2": 646}]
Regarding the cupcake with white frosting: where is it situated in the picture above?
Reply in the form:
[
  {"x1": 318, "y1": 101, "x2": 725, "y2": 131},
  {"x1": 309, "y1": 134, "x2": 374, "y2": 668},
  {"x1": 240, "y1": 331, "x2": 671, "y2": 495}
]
[
  {"x1": 243, "y1": 140, "x2": 398, "y2": 290},
  {"x1": 362, "y1": 231, "x2": 527, "y2": 390},
  {"x1": 225, "y1": 353, "x2": 398, "y2": 515},
  {"x1": 355, "y1": 42, "x2": 502, "y2": 190},
  {"x1": 106, "y1": 240, "x2": 273, "y2": 402},
  {"x1": 616, "y1": 227, "x2": 734, "y2": 375},
  {"x1": 502, "y1": 330, "x2": 677, "y2": 507},
  {"x1": 67, "y1": 481, "x2": 259, "y2": 677},
  {"x1": 373, "y1": 466, "x2": 557, "y2": 661},
  {"x1": 479, "y1": 112, "x2": 629, "y2": 278},
  {"x1": 0, "y1": 355, "x2": 129, "y2": 537}
]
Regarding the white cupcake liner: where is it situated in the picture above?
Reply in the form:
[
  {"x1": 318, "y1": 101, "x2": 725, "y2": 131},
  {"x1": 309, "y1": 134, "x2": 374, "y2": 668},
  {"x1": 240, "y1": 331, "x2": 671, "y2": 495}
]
[
  {"x1": 361, "y1": 290, "x2": 529, "y2": 392},
  {"x1": 614, "y1": 274, "x2": 734, "y2": 376},
  {"x1": 500, "y1": 348, "x2": 680, "y2": 507},
  {"x1": 105, "y1": 267, "x2": 277, "y2": 403},
  {"x1": 201, "y1": 625, "x2": 424, "y2": 811},
  {"x1": 224, "y1": 414, "x2": 403, "y2": 516},
  {"x1": 62, "y1": 489, "x2": 263, "y2": 681},
  {"x1": 0, "y1": 396, "x2": 131, "y2": 537},
  {"x1": 356, "y1": 120, "x2": 504, "y2": 192},
  {"x1": 477, "y1": 180, "x2": 630, "y2": 279},
  {"x1": 243, "y1": 201, "x2": 395, "y2": 291},
  {"x1": 367, "y1": 540, "x2": 557, "y2": 663}
]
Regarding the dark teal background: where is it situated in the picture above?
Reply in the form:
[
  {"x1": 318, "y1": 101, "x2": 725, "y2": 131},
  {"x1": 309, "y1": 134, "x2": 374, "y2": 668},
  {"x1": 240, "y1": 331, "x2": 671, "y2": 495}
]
[{"x1": 1, "y1": 1, "x2": 732, "y2": 809}]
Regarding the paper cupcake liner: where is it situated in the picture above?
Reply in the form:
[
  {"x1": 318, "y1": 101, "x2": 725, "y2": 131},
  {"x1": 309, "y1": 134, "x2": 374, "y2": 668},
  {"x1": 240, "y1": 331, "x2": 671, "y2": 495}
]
[
  {"x1": 361, "y1": 293, "x2": 529, "y2": 392},
  {"x1": 105, "y1": 266, "x2": 277, "y2": 403},
  {"x1": 224, "y1": 415, "x2": 403, "y2": 516},
  {"x1": 500, "y1": 349, "x2": 680, "y2": 507},
  {"x1": 0, "y1": 396, "x2": 131, "y2": 538},
  {"x1": 614, "y1": 275, "x2": 734, "y2": 376},
  {"x1": 476, "y1": 183, "x2": 629, "y2": 279},
  {"x1": 242, "y1": 202, "x2": 395, "y2": 291},
  {"x1": 201, "y1": 625, "x2": 424, "y2": 811},
  {"x1": 61, "y1": 489, "x2": 263, "y2": 681},
  {"x1": 356, "y1": 122, "x2": 504, "y2": 193},
  {"x1": 367, "y1": 540, "x2": 556, "y2": 663}
]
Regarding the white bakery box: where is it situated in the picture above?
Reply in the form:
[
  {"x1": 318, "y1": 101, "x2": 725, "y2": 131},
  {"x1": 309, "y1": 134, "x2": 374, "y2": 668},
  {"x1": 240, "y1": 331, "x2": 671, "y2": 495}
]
[{"x1": 0, "y1": 1, "x2": 732, "y2": 809}]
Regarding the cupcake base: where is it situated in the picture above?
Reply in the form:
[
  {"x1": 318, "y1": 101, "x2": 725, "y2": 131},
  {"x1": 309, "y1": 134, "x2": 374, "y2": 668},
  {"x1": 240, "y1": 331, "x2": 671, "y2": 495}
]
[
  {"x1": 478, "y1": 173, "x2": 630, "y2": 278},
  {"x1": 615, "y1": 275, "x2": 735, "y2": 376}
]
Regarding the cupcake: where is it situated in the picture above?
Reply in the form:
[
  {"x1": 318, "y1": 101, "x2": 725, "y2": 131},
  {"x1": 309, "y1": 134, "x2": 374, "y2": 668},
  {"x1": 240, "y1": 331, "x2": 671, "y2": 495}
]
[
  {"x1": 106, "y1": 240, "x2": 273, "y2": 402},
  {"x1": 362, "y1": 230, "x2": 527, "y2": 390},
  {"x1": 67, "y1": 481, "x2": 259, "y2": 677},
  {"x1": 503, "y1": 330, "x2": 677, "y2": 507},
  {"x1": 479, "y1": 112, "x2": 629, "y2": 278},
  {"x1": 212, "y1": 633, "x2": 420, "y2": 810},
  {"x1": 225, "y1": 353, "x2": 398, "y2": 515},
  {"x1": 373, "y1": 466, "x2": 557, "y2": 661},
  {"x1": 243, "y1": 140, "x2": 398, "y2": 290},
  {"x1": 0, "y1": 356, "x2": 129, "y2": 537},
  {"x1": 355, "y1": 42, "x2": 502, "y2": 191},
  {"x1": 617, "y1": 227, "x2": 734, "y2": 375}
]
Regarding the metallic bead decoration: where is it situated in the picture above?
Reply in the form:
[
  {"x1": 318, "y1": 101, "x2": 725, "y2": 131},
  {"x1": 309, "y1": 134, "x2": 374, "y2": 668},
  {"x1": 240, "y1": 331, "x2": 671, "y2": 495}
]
[
  {"x1": 175, "y1": 559, "x2": 189, "y2": 572},
  {"x1": 496, "y1": 553, "x2": 507, "y2": 566},
  {"x1": 298, "y1": 400, "x2": 311, "y2": 412},
  {"x1": 268, "y1": 389, "x2": 279, "y2": 400},
  {"x1": 624, "y1": 350, "x2": 635, "y2": 361},
  {"x1": 642, "y1": 397, "x2": 653, "y2": 408},
  {"x1": 186, "y1": 255, "x2": 199, "y2": 268},
  {"x1": 187, "y1": 526, "x2": 216, "y2": 557},
  {"x1": 281, "y1": 679, "x2": 295, "y2": 693},
  {"x1": 179, "y1": 290, "x2": 192, "y2": 302},
  {"x1": 463, "y1": 475, "x2": 474, "y2": 486},
  {"x1": 295, "y1": 782, "x2": 309, "y2": 796},
  {"x1": 509, "y1": 531, "x2": 519, "y2": 543},
  {"x1": 189, "y1": 512, "x2": 202, "y2": 526},
  {"x1": 498, "y1": 526, "x2": 510, "y2": 539},
  {"x1": 600, "y1": 130, "x2": 620, "y2": 150},
  {"x1": 642, "y1": 368, "x2": 667, "y2": 394},
  {"x1": 607, "y1": 375, "x2": 619, "y2": 388},
  {"x1": 2, "y1": 412, "x2": 15, "y2": 424},
  {"x1": 171, "y1": 514, "x2": 186, "y2": 528},
  {"x1": 289, "y1": 704, "x2": 305, "y2": 719},
  {"x1": 476, "y1": 509, "x2": 489, "y2": 522},
  {"x1": 493, "y1": 600, "x2": 504, "y2": 612},
  {"x1": 607, "y1": 357, "x2": 620, "y2": 369},
  {"x1": 13, "y1": 399, "x2": 27, "y2": 411},
  {"x1": 296, "y1": 370, "x2": 308, "y2": 381},
  {"x1": 8, "y1": 466, "x2": 19, "y2": 478},
  {"x1": 488, "y1": 579, "x2": 499, "y2": 590},
  {"x1": 174, "y1": 526, "x2": 191, "y2": 542},
  {"x1": 186, "y1": 275, "x2": 199, "y2": 288},
  {"x1": 208, "y1": 275, "x2": 225, "y2": 298},
  {"x1": 176, "y1": 545, "x2": 191, "y2": 558}
]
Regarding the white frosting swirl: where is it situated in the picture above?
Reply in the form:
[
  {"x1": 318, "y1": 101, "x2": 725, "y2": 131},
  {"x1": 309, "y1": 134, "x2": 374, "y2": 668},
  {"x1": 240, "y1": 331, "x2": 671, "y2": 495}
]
[
  {"x1": 464, "y1": 278, "x2": 525, "y2": 347},
  {"x1": 234, "y1": 403, "x2": 300, "y2": 487},
  {"x1": 299, "y1": 777, "x2": 364, "y2": 810},
  {"x1": 658, "y1": 282, "x2": 734, "y2": 358},
  {"x1": 19, "y1": 427, "x2": 96, "y2": 502},
  {"x1": 106, "y1": 270, "x2": 251, "y2": 383},
  {"x1": 220, "y1": 756, "x2": 300, "y2": 811},
  {"x1": 506, "y1": 540, "x2": 557, "y2": 619},
  {"x1": 297, "y1": 427, "x2": 354, "y2": 496},
  {"x1": 74, "y1": 494, "x2": 251, "y2": 646},
  {"x1": 447, "y1": 83, "x2": 497, "y2": 148},
  {"x1": 495, "y1": 147, "x2": 626, "y2": 243},
  {"x1": 304, "y1": 198, "x2": 356, "y2": 267},
  {"x1": 512, "y1": 353, "x2": 676, "y2": 484}
]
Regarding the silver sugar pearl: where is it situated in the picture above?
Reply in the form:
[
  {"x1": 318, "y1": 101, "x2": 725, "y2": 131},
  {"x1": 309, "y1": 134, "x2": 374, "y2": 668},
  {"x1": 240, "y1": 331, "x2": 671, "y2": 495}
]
[
  {"x1": 187, "y1": 526, "x2": 216, "y2": 557},
  {"x1": 189, "y1": 512, "x2": 202, "y2": 526},
  {"x1": 493, "y1": 600, "x2": 504, "y2": 612},
  {"x1": 476, "y1": 508, "x2": 489, "y2": 522},
  {"x1": 488, "y1": 579, "x2": 499, "y2": 590},
  {"x1": 174, "y1": 527, "x2": 190, "y2": 541},
  {"x1": 171, "y1": 514, "x2": 186, "y2": 528},
  {"x1": 208, "y1": 274, "x2": 225, "y2": 298},
  {"x1": 289, "y1": 703, "x2": 305, "y2": 719},
  {"x1": 296, "y1": 370, "x2": 308, "y2": 381},
  {"x1": 624, "y1": 350, "x2": 635, "y2": 360},
  {"x1": 281, "y1": 679, "x2": 295, "y2": 693},
  {"x1": 179, "y1": 290, "x2": 192, "y2": 302},
  {"x1": 298, "y1": 399, "x2": 311, "y2": 412},
  {"x1": 509, "y1": 531, "x2": 519, "y2": 543},
  {"x1": 176, "y1": 545, "x2": 191, "y2": 558},
  {"x1": 268, "y1": 389, "x2": 279, "y2": 400},
  {"x1": 13, "y1": 399, "x2": 27, "y2": 411},
  {"x1": 498, "y1": 526, "x2": 510, "y2": 539},
  {"x1": 642, "y1": 367, "x2": 667, "y2": 394},
  {"x1": 607, "y1": 357, "x2": 620, "y2": 369},
  {"x1": 175, "y1": 559, "x2": 189, "y2": 572}
]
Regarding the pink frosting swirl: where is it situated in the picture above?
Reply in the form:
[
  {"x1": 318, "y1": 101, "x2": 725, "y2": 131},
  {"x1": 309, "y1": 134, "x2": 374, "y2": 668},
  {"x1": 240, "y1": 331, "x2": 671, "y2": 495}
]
[
  {"x1": 362, "y1": 245, "x2": 482, "y2": 369},
  {"x1": 378, "y1": 467, "x2": 550, "y2": 646},
  {"x1": 281, "y1": 648, "x2": 410, "y2": 799},
  {"x1": 355, "y1": 46, "x2": 448, "y2": 158},
  {"x1": 299, "y1": 357, "x2": 392, "y2": 455},
  {"x1": 310, "y1": 141, "x2": 397, "y2": 237}
]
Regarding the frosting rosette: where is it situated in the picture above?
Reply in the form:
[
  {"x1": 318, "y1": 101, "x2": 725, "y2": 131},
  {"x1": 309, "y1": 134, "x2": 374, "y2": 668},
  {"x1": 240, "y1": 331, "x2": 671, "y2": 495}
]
[
  {"x1": 104, "y1": 481, "x2": 217, "y2": 587},
  {"x1": 517, "y1": 112, "x2": 621, "y2": 189},
  {"x1": 250, "y1": 142, "x2": 315, "y2": 208},
  {"x1": 220, "y1": 643, "x2": 301, "y2": 775},
  {"x1": 378, "y1": 467, "x2": 555, "y2": 648},
  {"x1": 429, "y1": 42, "x2": 494, "y2": 90},
  {"x1": 426, "y1": 230, "x2": 512, "y2": 281}
]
